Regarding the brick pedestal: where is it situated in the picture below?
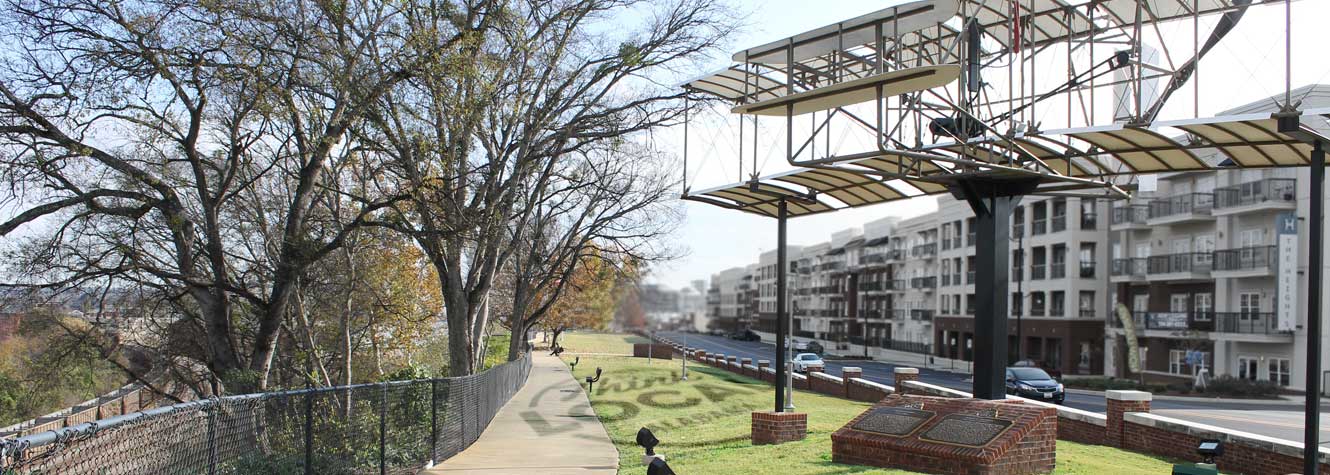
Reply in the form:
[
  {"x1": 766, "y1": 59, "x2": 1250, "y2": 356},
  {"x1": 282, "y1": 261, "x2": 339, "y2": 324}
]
[
  {"x1": 833, "y1": 395, "x2": 1056, "y2": 475},
  {"x1": 893, "y1": 367, "x2": 919, "y2": 394},
  {"x1": 841, "y1": 367, "x2": 862, "y2": 398},
  {"x1": 1105, "y1": 390, "x2": 1151, "y2": 448},
  {"x1": 752, "y1": 411, "x2": 807, "y2": 445}
]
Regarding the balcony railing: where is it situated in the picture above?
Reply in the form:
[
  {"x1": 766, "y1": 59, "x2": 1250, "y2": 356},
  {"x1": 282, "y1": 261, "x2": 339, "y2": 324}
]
[
  {"x1": 1081, "y1": 213, "x2": 1098, "y2": 230},
  {"x1": 1111, "y1": 258, "x2": 1147, "y2": 277},
  {"x1": 911, "y1": 309, "x2": 935, "y2": 321},
  {"x1": 1147, "y1": 252, "x2": 1213, "y2": 274},
  {"x1": 951, "y1": 236, "x2": 962, "y2": 249},
  {"x1": 1214, "y1": 178, "x2": 1296, "y2": 210},
  {"x1": 1011, "y1": 267, "x2": 1024, "y2": 281},
  {"x1": 1050, "y1": 261, "x2": 1066, "y2": 279},
  {"x1": 911, "y1": 242, "x2": 938, "y2": 258},
  {"x1": 967, "y1": 232, "x2": 976, "y2": 247},
  {"x1": 1032, "y1": 220, "x2": 1047, "y2": 235},
  {"x1": 911, "y1": 276, "x2": 938, "y2": 289},
  {"x1": 858, "y1": 281, "x2": 883, "y2": 292},
  {"x1": 1111, "y1": 205, "x2": 1148, "y2": 226},
  {"x1": 1114, "y1": 311, "x2": 1289, "y2": 335},
  {"x1": 1148, "y1": 193, "x2": 1214, "y2": 219},
  {"x1": 1213, "y1": 246, "x2": 1277, "y2": 272},
  {"x1": 1051, "y1": 215, "x2": 1067, "y2": 232},
  {"x1": 1079, "y1": 261, "x2": 1096, "y2": 279},
  {"x1": 1012, "y1": 223, "x2": 1024, "y2": 237},
  {"x1": 1031, "y1": 264, "x2": 1046, "y2": 280},
  {"x1": 965, "y1": 270, "x2": 975, "y2": 284},
  {"x1": 941, "y1": 274, "x2": 951, "y2": 286},
  {"x1": 1078, "y1": 307, "x2": 1096, "y2": 318}
]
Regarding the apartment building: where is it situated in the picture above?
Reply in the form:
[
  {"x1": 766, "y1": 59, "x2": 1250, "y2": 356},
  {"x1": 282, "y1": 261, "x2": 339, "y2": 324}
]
[
  {"x1": 1104, "y1": 85, "x2": 1330, "y2": 390},
  {"x1": 706, "y1": 265, "x2": 755, "y2": 333},
  {"x1": 704, "y1": 192, "x2": 1112, "y2": 377}
]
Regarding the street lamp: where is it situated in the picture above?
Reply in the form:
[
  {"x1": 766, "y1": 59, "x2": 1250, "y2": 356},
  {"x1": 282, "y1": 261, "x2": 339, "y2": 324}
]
[{"x1": 681, "y1": 332, "x2": 688, "y2": 381}]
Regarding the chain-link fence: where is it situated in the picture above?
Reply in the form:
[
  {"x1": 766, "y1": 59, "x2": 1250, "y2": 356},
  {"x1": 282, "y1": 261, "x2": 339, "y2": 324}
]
[{"x1": 0, "y1": 355, "x2": 531, "y2": 475}]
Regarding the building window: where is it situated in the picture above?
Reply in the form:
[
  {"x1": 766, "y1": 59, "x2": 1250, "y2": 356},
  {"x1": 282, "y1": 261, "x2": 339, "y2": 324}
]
[
  {"x1": 1030, "y1": 292, "x2": 1046, "y2": 316},
  {"x1": 1194, "y1": 293, "x2": 1213, "y2": 321},
  {"x1": 1080, "y1": 199, "x2": 1097, "y2": 230},
  {"x1": 1051, "y1": 198, "x2": 1067, "y2": 232},
  {"x1": 1051, "y1": 244, "x2": 1067, "y2": 279},
  {"x1": 1238, "y1": 356, "x2": 1258, "y2": 381},
  {"x1": 966, "y1": 294, "x2": 975, "y2": 315},
  {"x1": 1171, "y1": 349, "x2": 1210, "y2": 375},
  {"x1": 1170, "y1": 294, "x2": 1189, "y2": 313},
  {"x1": 1050, "y1": 291, "x2": 1065, "y2": 317},
  {"x1": 941, "y1": 294, "x2": 951, "y2": 314},
  {"x1": 966, "y1": 256, "x2": 976, "y2": 284},
  {"x1": 1013, "y1": 206, "x2": 1025, "y2": 236},
  {"x1": 1012, "y1": 292, "x2": 1023, "y2": 316},
  {"x1": 942, "y1": 260, "x2": 952, "y2": 286},
  {"x1": 942, "y1": 223, "x2": 953, "y2": 250},
  {"x1": 1031, "y1": 247, "x2": 1047, "y2": 280},
  {"x1": 1079, "y1": 242, "x2": 1096, "y2": 278},
  {"x1": 1269, "y1": 358, "x2": 1291, "y2": 386},
  {"x1": 1032, "y1": 201, "x2": 1047, "y2": 235},
  {"x1": 1012, "y1": 248, "x2": 1024, "y2": 282},
  {"x1": 1239, "y1": 292, "x2": 1261, "y2": 319},
  {"x1": 1078, "y1": 291, "x2": 1095, "y2": 318}
]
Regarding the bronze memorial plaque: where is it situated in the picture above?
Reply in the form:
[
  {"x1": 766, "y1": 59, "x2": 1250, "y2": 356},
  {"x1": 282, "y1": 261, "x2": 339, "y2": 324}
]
[
  {"x1": 918, "y1": 413, "x2": 1013, "y2": 447},
  {"x1": 851, "y1": 407, "x2": 936, "y2": 437}
]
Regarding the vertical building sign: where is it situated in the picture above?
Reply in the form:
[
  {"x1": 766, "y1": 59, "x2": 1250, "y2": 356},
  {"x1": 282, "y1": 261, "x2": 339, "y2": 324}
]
[{"x1": 1277, "y1": 212, "x2": 1298, "y2": 332}]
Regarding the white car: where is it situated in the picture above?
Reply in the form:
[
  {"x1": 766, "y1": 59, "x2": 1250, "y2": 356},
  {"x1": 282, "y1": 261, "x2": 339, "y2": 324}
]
[
  {"x1": 789, "y1": 338, "x2": 809, "y2": 351},
  {"x1": 791, "y1": 353, "x2": 825, "y2": 373}
]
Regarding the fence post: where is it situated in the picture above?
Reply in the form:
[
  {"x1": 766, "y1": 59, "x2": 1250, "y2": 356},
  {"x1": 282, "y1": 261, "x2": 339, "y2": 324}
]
[
  {"x1": 207, "y1": 400, "x2": 217, "y2": 475},
  {"x1": 304, "y1": 389, "x2": 314, "y2": 475},
  {"x1": 379, "y1": 384, "x2": 388, "y2": 475},
  {"x1": 430, "y1": 379, "x2": 438, "y2": 466}
]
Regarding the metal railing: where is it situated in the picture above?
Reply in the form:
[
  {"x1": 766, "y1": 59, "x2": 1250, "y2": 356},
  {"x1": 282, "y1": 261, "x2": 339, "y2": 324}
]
[
  {"x1": 1051, "y1": 215, "x2": 1067, "y2": 232},
  {"x1": 1111, "y1": 205, "x2": 1148, "y2": 225},
  {"x1": 1081, "y1": 213, "x2": 1098, "y2": 230},
  {"x1": 1050, "y1": 261, "x2": 1066, "y2": 279},
  {"x1": 1148, "y1": 193, "x2": 1214, "y2": 219},
  {"x1": 0, "y1": 355, "x2": 532, "y2": 475},
  {"x1": 1213, "y1": 246, "x2": 1277, "y2": 272},
  {"x1": 1112, "y1": 258, "x2": 1146, "y2": 278},
  {"x1": 880, "y1": 340, "x2": 931, "y2": 354},
  {"x1": 1112, "y1": 311, "x2": 1289, "y2": 335},
  {"x1": 1147, "y1": 252, "x2": 1213, "y2": 274},
  {"x1": 911, "y1": 276, "x2": 937, "y2": 289},
  {"x1": 1214, "y1": 178, "x2": 1296, "y2": 209},
  {"x1": 911, "y1": 243, "x2": 937, "y2": 258},
  {"x1": 1032, "y1": 220, "x2": 1047, "y2": 235},
  {"x1": 1079, "y1": 261, "x2": 1096, "y2": 279},
  {"x1": 1031, "y1": 264, "x2": 1046, "y2": 280}
]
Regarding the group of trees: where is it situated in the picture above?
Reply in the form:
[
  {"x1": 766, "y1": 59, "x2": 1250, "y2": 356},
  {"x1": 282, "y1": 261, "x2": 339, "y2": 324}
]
[{"x1": 0, "y1": 0, "x2": 733, "y2": 399}]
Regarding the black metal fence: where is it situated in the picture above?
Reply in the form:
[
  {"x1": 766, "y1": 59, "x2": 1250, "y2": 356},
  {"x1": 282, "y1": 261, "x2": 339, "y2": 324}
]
[{"x1": 0, "y1": 355, "x2": 531, "y2": 475}]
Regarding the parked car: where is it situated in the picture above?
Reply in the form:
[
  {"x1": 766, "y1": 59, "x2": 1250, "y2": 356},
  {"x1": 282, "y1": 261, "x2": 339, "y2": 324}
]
[
  {"x1": 789, "y1": 338, "x2": 809, "y2": 351},
  {"x1": 1012, "y1": 359, "x2": 1062, "y2": 380},
  {"x1": 804, "y1": 341, "x2": 824, "y2": 355},
  {"x1": 1005, "y1": 367, "x2": 1065, "y2": 404},
  {"x1": 792, "y1": 353, "x2": 825, "y2": 373},
  {"x1": 729, "y1": 330, "x2": 760, "y2": 341}
]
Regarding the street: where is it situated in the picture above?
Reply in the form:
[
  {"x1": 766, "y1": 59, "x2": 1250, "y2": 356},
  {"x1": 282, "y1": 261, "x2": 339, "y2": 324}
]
[{"x1": 659, "y1": 331, "x2": 1330, "y2": 445}]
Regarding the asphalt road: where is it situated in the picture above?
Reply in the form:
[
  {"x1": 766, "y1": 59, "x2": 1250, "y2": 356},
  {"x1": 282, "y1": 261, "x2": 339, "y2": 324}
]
[{"x1": 659, "y1": 331, "x2": 1330, "y2": 445}]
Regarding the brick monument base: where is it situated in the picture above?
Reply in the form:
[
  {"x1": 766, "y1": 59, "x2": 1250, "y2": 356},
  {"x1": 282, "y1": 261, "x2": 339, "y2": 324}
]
[
  {"x1": 832, "y1": 395, "x2": 1056, "y2": 475},
  {"x1": 751, "y1": 411, "x2": 807, "y2": 445}
]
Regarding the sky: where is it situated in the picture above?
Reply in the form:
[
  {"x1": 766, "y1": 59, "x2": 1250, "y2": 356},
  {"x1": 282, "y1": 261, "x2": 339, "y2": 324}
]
[{"x1": 644, "y1": 0, "x2": 1330, "y2": 290}]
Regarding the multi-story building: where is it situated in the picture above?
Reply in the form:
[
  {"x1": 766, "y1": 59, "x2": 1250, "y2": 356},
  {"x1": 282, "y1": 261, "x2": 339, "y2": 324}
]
[
  {"x1": 706, "y1": 266, "x2": 754, "y2": 333},
  {"x1": 755, "y1": 246, "x2": 803, "y2": 334},
  {"x1": 1104, "y1": 85, "x2": 1330, "y2": 390}
]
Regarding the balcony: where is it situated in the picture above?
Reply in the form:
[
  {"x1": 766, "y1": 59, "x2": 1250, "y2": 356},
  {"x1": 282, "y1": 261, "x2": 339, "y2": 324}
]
[
  {"x1": 1011, "y1": 267, "x2": 1024, "y2": 282},
  {"x1": 1111, "y1": 205, "x2": 1149, "y2": 229},
  {"x1": 1147, "y1": 193, "x2": 1215, "y2": 225},
  {"x1": 967, "y1": 231, "x2": 976, "y2": 247},
  {"x1": 1032, "y1": 220, "x2": 1047, "y2": 235},
  {"x1": 1051, "y1": 215, "x2": 1067, "y2": 233},
  {"x1": 816, "y1": 261, "x2": 845, "y2": 272},
  {"x1": 965, "y1": 270, "x2": 975, "y2": 284},
  {"x1": 1050, "y1": 261, "x2": 1066, "y2": 279},
  {"x1": 1079, "y1": 261, "x2": 1096, "y2": 279},
  {"x1": 912, "y1": 242, "x2": 938, "y2": 259},
  {"x1": 1081, "y1": 213, "x2": 1098, "y2": 230},
  {"x1": 951, "y1": 236, "x2": 962, "y2": 249},
  {"x1": 1112, "y1": 311, "x2": 1290, "y2": 336},
  {"x1": 1031, "y1": 264, "x2": 1046, "y2": 280},
  {"x1": 1212, "y1": 246, "x2": 1277, "y2": 278},
  {"x1": 1146, "y1": 252, "x2": 1213, "y2": 281},
  {"x1": 1213, "y1": 179, "x2": 1296, "y2": 216},
  {"x1": 911, "y1": 276, "x2": 937, "y2": 290},
  {"x1": 1111, "y1": 258, "x2": 1147, "y2": 282},
  {"x1": 1012, "y1": 223, "x2": 1024, "y2": 237},
  {"x1": 911, "y1": 309, "x2": 935, "y2": 321}
]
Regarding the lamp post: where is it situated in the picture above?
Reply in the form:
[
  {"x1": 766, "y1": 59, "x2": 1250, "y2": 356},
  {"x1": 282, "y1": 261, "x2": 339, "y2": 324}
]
[{"x1": 682, "y1": 331, "x2": 688, "y2": 381}]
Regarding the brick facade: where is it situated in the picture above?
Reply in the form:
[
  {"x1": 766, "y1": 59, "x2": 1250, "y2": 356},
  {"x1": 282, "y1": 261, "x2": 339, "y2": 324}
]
[
  {"x1": 751, "y1": 411, "x2": 807, "y2": 445},
  {"x1": 893, "y1": 367, "x2": 919, "y2": 394},
  {"x1": 832, "y1": 395, "x2": 1057, "y2": 475}
]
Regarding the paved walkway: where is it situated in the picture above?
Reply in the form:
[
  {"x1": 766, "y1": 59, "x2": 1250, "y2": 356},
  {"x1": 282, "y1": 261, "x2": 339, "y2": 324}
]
[{"x1": 429, "y1": 353, "x2": 618, "y2": 474}]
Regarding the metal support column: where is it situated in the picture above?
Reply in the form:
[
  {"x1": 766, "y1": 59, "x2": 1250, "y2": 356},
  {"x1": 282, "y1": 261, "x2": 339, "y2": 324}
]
[
  {"x1": 775, "y1": 198, "x2": 789, "y2": 412},
  {"x1": 954, "y1": 178, "x2": 1037, "y2": 400},
  {"x1": 1305, "y1": 140, "x2": 1324, "y2": 475}
]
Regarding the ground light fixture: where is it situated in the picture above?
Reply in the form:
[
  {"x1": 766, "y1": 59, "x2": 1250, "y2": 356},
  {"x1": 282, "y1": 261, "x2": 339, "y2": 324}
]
[
  {"x1": 637, "y1": 427, "x2": 677, "y2": 474},
  {"x1": 569, "y1": 356, "x2": 579, "y2": 373},
  {"x1": 584, "y1": 367, "x2": 602, "y2": 393},
  {"x1": 1171, "y1": 439, "x2": 1223, "y2": 475}
]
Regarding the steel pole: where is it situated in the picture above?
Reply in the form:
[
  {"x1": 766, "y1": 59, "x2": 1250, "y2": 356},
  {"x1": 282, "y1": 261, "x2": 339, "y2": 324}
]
[
  {"x1": 1305, "y1": 140, "x2": 1324, "y2": 475},
  {"x1": 776, "y1": 198, "x2": 788, "y2": 412}
]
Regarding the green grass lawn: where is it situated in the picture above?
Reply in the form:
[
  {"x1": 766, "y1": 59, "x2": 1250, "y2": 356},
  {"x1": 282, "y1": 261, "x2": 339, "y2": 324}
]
[
  {"x1": 563, "y1": 354, "x2": 1189, "y2": 475},
  {"x1": 556, "y1": 331, "x2": 650, "y2": 355}
]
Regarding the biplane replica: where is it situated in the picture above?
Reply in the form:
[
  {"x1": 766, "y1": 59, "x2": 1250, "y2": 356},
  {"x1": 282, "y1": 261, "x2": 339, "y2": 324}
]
[{"x1": 677, "y1": 2, "x2": 1328, "y2": 470}]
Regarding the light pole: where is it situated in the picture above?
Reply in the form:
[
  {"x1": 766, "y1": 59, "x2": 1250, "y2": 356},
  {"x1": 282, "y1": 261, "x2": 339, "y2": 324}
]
[
  {"x1": 682, "y1": 330, "x2": 688, "y2": 381},
  {"x1": 1013, "y1": 231, "x2": 1025, "y2": 364}
]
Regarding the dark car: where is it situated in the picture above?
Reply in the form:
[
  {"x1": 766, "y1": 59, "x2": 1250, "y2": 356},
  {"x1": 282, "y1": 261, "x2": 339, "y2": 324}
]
[
  {"x1": 729, "y1": 330, "x2": 760, "y2": 341},
  {"x1": 1012, "y1": 359, "x2": 1063, "y2": 380},
  {"x1": 1005, "y1": 367, "x2": 1065, "y2": 404},
  {"x1": 805, "y1": 341, "x2": 824, "y2": 355}
]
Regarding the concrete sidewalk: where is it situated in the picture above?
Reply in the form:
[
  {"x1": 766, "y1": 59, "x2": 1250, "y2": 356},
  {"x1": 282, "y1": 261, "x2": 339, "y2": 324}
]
[{"x1": 429, "y1": 353, "x2": 618, "y2": 474}]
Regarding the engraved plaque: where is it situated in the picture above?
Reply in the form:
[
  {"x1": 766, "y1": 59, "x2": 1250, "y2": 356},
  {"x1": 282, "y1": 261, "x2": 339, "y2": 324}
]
[
  {"x1": 851, "y1": 407, "x2": 936, "y2": 437},
  {"x1": 918, "y1": 413, "x2": 1013, "y2": 447}
]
